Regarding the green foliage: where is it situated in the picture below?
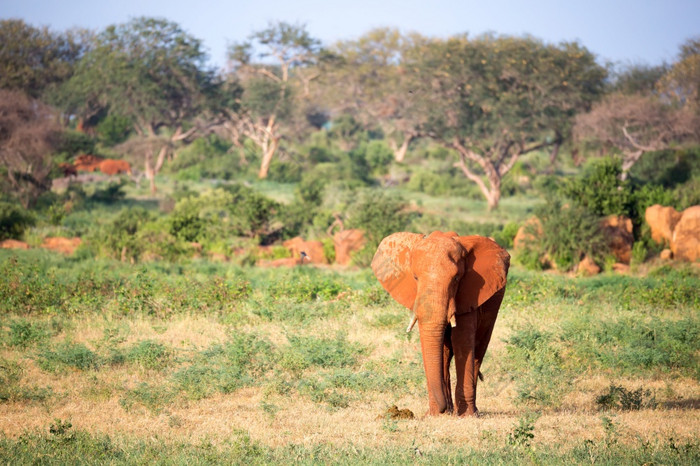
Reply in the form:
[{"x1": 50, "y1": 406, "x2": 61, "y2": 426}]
[
  {"x1": 0, "y1": 202, "x2": 34, "y2": 240},
  {"x1": 96, "y1": 114, "x2": 131, "y2": 146},
  {"x1": 561, "y1": 316, "x2": 699, "y2": 377},
  {"x1": 507, "y1": 413, "x2": 539, "y2": 448},
  {"x1": 4, "y1": 319, "x2": 52, "y2": 347},
  {"x1": 596, "y1": 384, "x2": 656, "y2": 411},
  {"x1": 0, "y1": 19, "x2": 86, "y2": 97},
  {"x1": 169, "y1": 186, "x2": 278, "y2": 244},
  {"x1": 37, "y1": 341, "x2": 100, "y2": 372},
  {"x1": 173, "y1": 333, "x2": 273, "y2": 400},
  {"x1": 120, "y1": 382, "x2": 175, "y2": 414},
  {"x1": 517, "y1": 200, "x2": 608, "y2": 271},
  {"x1": 57, "y1": 130, "x2": 96, "y2": 157},
  {"x1": 504, "y1": 326, "x2": 568, "y2": 406},
  {"x1": 125, "y1": 340, "x2": 172, "y2": 371},
  {"x1": 95, "y1": 207, "x2": 153, "y2": 261},
  {"x1": 346, "y1": 190, "x2": 414, "y2": 248},
  {"x1": 168, "y1": 135, "x2": 237, "y2": 180},
  {"x1": 281, "y1": 333, "x2": 365, "y2": 373},
  {"x1": 629, "y1": 147, "x2": 700, "y2": 188},
  {"x1": 363, "y1": 140, "x2": 394, "y2": 174},
  {"x1": 243, "y1": 78, "x2": 293, "y2": 120},
  {"x1": 563, "y1": 157, "x2": 634, "y2": 218}
]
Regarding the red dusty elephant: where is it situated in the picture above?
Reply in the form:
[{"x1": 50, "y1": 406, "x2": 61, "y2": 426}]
[
  {"x1": 371, "y1": 231, "x2": 510, "y2": 417},
  {"x1": 98, "y1": 159, "x2": 132, "y2": 176}
]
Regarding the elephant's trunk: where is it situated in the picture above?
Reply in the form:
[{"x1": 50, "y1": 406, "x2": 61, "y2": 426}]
[{"x1": 418, "y1": 320, "x2": 449, "y2": 415}]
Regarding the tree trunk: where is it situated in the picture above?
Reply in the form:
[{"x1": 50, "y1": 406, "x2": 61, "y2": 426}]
[
  {"x1": 621, "y1": 150, "x2": 644, "y2": 181},
  {"x1": 393, "y1": 133, "x2": 415, "y2": 163},
  {"x1": 258, "y1": 137, "x2": 280, "y2": 179}
]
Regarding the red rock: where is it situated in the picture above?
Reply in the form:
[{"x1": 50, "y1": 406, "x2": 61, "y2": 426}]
[
  {"x1": 671, "y1": 205, "x2": 700, "y2": 262},
  {"x1": 282, "y1": 236, "x2": 327, "y2": 264},
  {"x1": 600, "y1": 215, "x2": 634, "y2": 264},
  {"x1": 513, "y1": 217, "x2": 542, "y2": 251},
  {"x1": 577, "y1": 255, "x2": 600, "y2": 276},
  {"x1": 0, "y1": 239, "x2": 30, "y2": 249},
  {"x1": 645, "y1": 204, "x2": 682, "y2": 245},
  {"x1": 333, "y1": 229, "x2": 366, "y2": 265},
  {"x1": 40, "y1": 237, "x2": 81, "y2": 254}
]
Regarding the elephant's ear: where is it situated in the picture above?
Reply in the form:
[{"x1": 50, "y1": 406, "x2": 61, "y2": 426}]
[
  {"x1": 371, "y1": 232, "x2": 424, "y2": 310},
  {"x1": 454, "y1": 236, "x2": 510, "y2": 312}
]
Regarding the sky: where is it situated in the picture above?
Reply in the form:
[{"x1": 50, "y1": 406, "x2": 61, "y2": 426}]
[{"x1": 3, "y1": 0, "x2": 699, "y2": 71}]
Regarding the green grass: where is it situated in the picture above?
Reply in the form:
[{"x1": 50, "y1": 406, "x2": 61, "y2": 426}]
[
  {"x1": 0, "y1": 246, "x2": 697, "y2": 462},
  {"x1": 0, "y1": 428, "x2": 697, "y2": 465}
]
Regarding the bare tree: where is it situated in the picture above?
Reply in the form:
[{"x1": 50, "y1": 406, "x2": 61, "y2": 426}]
[
  {"x1": 575, "y1": 93, "x2": 699, "y2": 178},
  {"x1": 0, "y1": 89, "x2": 60, "y2": 207},
  {"x1": 226, "y1": 22, "x2": 321, "y2": 178}
]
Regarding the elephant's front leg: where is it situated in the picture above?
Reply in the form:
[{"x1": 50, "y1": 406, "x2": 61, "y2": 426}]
[
  {"x1": 442, "y1": 326, "x2": 454, "y2": 414},
  {"x1": 452, "y1": 311, "x2": 478, "y2": 416}
]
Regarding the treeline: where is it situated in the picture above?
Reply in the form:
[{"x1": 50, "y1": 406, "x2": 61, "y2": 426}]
[{"x1": 1, "y1": 17, "x2": 699, "y2": 208}]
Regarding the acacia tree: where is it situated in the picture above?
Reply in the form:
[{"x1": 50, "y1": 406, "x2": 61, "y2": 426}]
[
  {"x1": 407, "y1": 34, "x2": 606, "y2": 209},
  {"x1": 0, "y1": 19, "x2": 89, "y2": 98},
  {"x1": 0, "y1": 90, "x2": 60, "y2": 207},
  {"x1": 226, "y1": 22, "x2": 321, "y2": 178},
  {"x1": 575, "y1": 94, "x2": 698, "y2": 178},
  {"x1": 576, "y1": 40, "x2": 700, "y2": 179},
  {"x1": 58, "y1": 17, "x2": 216, "y2": 193},
  {"x1": 320, "y1": 28, "x2": 428, "y2": 161},
  {"x1": 658, "y1": 37, "x2": 700, "y2": 112}
]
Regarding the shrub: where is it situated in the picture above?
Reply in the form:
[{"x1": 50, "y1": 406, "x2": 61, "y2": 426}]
[
  {"x1": 5, "y1": 320, "x2": 51, "y2": 347},
  {"x1": 95, "y1": 207, "x2": 153, "y2": 261},
  {"x1": 281, "y1": 333, "x2": 365, "y2": 372},
  {"x1": 169, "y1": 186, "x2": 278, "y2": 243},
  {"x1": 125, "y1": 340, "x2": 172, "y2": 371},
  {"x1": 517, "y1": 199, "x2": 609, "y2": 271},
  {"x1": 96, "y1": 114, "x2": 131, "y2": 146},
  {"x1": 0, "y1": 202, "x2": 34, "y2": 241},
  {"x1": 364, "y1": 140, "x2": 394, "y2": 175},
  {"x1": 562, "y1": 157, "x2": 634, "y2": 218},
  {"x1": 37, "y1": 342, "x2": 100, "y2": 372},
  {"x1": 346, "y1": 191, "x2": 414, "y2": 246},
  {"x1": 596, "y1": 384, "x2": 656, "y2": 411}
]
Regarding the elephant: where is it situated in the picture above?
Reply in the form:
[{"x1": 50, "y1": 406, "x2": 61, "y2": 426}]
[{"x1": 371, "y1": 231, "x2": 510, "y2": 417}]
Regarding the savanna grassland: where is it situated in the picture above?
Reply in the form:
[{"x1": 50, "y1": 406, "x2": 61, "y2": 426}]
[
  {"x1": 0, "y1": 180, "x2": 698, "y2": 464},
  {"x1": 2, "y1": 17, "x2": 700, "y2": 464}
]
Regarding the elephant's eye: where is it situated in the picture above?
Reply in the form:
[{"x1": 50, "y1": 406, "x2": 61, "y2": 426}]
[{"x1": 413, "y1": 274, "x2": 418, "y2": 281}]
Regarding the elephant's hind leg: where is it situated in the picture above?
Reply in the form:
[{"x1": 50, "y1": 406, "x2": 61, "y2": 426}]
[{"x1": 473, "y1": 288, "x2": 504, "y2": 383}]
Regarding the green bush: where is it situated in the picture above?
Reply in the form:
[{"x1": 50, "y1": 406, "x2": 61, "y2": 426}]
[
  {"x1": 169, "y1": 186, "x2": 278, "y2": 243},
  {"x1": 281, "y1": 333, "x2": 365, "y2": 372},
  {"x1": 516, "y1": 200, "x2": 609, "y2": 271},
  {"x1": 94, "y1": 207, "x2": 153, "y2": 261},
  {"x1": 96, "y1": 114, "x2": 131, "y2": 146},
  {"x1": 0, "y1": 202, "x2": 34, "y2": 241},
  {"x1": 125, "y1": 340, "x2": 172, "y2": 371},
  {"x1": 629, "y1": 147, "x2": 700, "y2": 188},
  {"x1": 562, "y1": 157, "x2": 634, "y2": 218},
  {"x1": 596, "y1": 384, "x2": 656, "y2": 411},
  {"x1": 363, "y1": 140, "x2": 394, "y2": 175},
  {"x1": 37, "y1": 342, "x2": 100, "y2": 372},
  {"x1": 346, "y1": 191, "x2": 414, "y2": 246},
  {"x1": 4, "y1": 319, "x2": 51, "y2": 347}
]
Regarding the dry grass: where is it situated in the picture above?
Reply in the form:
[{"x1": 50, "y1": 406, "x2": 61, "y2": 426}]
[{"x1": 1, "y1": 311, "x2": 698, "y2": 455}]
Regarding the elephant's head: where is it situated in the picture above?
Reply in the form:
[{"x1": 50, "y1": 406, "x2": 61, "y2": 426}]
[{"x1": 371, "y1": 231, "x2": 510, "y2": 414}]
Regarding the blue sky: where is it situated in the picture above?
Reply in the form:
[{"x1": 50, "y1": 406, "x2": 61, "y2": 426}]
[{"x1": 3, "y1": 0, "x2": 698, "y2": 70}]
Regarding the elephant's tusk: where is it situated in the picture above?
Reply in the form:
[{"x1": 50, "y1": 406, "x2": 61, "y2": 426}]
[
  {"x1": 406, "y1": 315, "x2": 418, "y2": 333},
  {"x1": 450, "y1": 316, "x2": 457, "y2": 328}
]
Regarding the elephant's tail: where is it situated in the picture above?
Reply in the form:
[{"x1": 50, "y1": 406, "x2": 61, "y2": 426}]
[{"x1": 478, "y1": 371, "x2": 484, "y2": 382}]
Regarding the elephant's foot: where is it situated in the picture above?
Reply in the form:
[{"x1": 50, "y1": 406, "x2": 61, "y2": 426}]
[{"x1": 455, "y1": 402, "x2": 479, "y2": 417}]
